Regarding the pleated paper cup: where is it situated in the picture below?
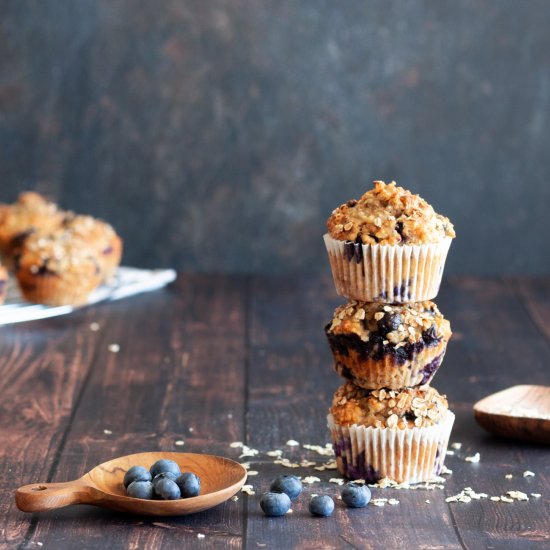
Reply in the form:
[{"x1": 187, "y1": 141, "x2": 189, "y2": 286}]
[
  {"x1": 323, "y1": 234, "x2": 452, "y2": 303},
  {"x1": 328, "y1": 411, "x2": 455, "y2": 483}
]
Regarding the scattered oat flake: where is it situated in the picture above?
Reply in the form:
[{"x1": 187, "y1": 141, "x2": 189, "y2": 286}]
[
  {"x1": 371, "y1": 498, "x2": 387, "y2": 506},
  {"x1": 500, "y1": 496, "x2": 514, "y2": 503},
  {"x1": 465, "y1": 452, "x2": 480, "y2": 463},
  {"x1": 446, "y1": 487, "x2": 488, "y2": 503},
  {"x1": 286, "y1": 509, "x2": 293, "y2": 514},
  {"x1": 197, "y1": 533, "x2": 205, "y2": 539},
  {"x1": 103, "y1": 429, "x2": 112, "y2": 435},
  {"x1": 490, "y1": 496, "x2": 501, "y2": 501},
  {"x1": 231, "y1": 495, "x2": 239, "y2": 502},
  {"x1": 507, "y1": 490, "x2": 529, "y2": 501},
  {"x1": 108, "y1": 344, "x2": 120, "y2": 353},
  {"x1": 286, "y1": 439, "x2": 300, "y2": 446},
  {"x1": 257, "y1": 544, "x2": 267, "y2": 548},
  {"x1": 303, "y1": 443, "x2": 334, "y2": 457},
  {"x1": 241, "y1": 485, "x2": 255, "y2": 495},
  {"x1": 523, "y1": 470, "x2": 535, "y2": 477},
  {"x1": 505, "y1": 474, "x2": 513, "y2": 479},
  {"x1": 247, "y1": 470, "x2": 259, "y2": 476},
  {"x1": 425, "y1": 499, "x2": 431, "y2": 503},
  {"x1": 300, "y1": 460, "x2": 317, "y2": 467},
  {"x1": 267, "y1": 450, "x2": 283, "y2": 457},
  {"x1": 230, "y1": 441, "x2": 243, "y2": 448},
  {"x1": 239, "y1": 445, "x2": 259, "y2": 458},
  {"x1": 531, "y1": 493, "x2": 541, "y2": 498},
  {"x1": 451, "y1": 442, "x2": 462, "y2": 450},
  {"x1": 441, "y1": 465, "x2": 453, "y2": 475},
  {"x1": 446, "y1": 450, "x2": 455, "y2": 456},
  {"x1": 175, "y1": 440, "x2": 184, "y2": 446},
  {"x1": 302, "y1": 476, "x2": 321, "y2": 484},
  {"x1": 388, "y1": 498, "x2": 400, "y2": 505},
  {"x1": 329, "y1": 478, "x2": 345, "y2": 485},
  {"x1": 89, "y1": 322, "x2": 100, "y2": 331},
  {"x1": 352, "y1": 479, "x2": 366, "y2": 485},
  {"x1": 274, "y1": 458, "x2": 300, "y2": 468}
]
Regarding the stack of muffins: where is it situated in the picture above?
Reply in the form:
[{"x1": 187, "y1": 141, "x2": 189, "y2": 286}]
[
  {"x1": 0, "y1": 192, "x2": 122, "y2": 306},
  {"x1": 323, "y1": 181, "x2": 456, "y2": 483}
]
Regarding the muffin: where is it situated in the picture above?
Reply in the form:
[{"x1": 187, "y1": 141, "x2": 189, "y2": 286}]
[
  {"x1": 62, "y1": 213, "x2": 122, "y2": 281},
  {"x1": 326, "y1": 300, "x2": 451, "y2": 390},
  {"x1": 0, "y1": 263, "x2": 7, "y2": 304},
  {"x1": 0, "y1": 192, "x2": 64, "y2": 265},
  {"x1": 15, "y1": 231, "x2": 102, "y2": 306},
  {"x1": 324, "y1": 181, "x2": 455, "y2": 302},
  {"x1": 328, "y1": 382, "x2": 454, "y2": 483}
]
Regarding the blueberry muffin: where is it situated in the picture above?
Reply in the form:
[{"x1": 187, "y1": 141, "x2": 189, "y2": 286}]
[
  {"x1": 0, "y1": 192, "x2": 64, "y2": 265},
  {"x1": 326, "y1": 300, "x2": 451, "y2": 389},
  {"x1": 328, "y1": 382, "x2": 454, "y2": 483},
  {"x1": 15, "y1": 230, "x2": 102, "y2": 306},
  {"x1": 324, "y1": 181, "x2": 455, "y2": 302},
  {"x1": 0, "y1": 263, "x2": 7, "y2": 304},
  {"x1": 62, "y1": 213, "x2": 122, "y2": 281}
]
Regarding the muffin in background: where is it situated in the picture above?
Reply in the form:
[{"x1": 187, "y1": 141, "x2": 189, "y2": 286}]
[
  {"x1": 62, "y1": 213, "x2": 123, "y2": 281},
  {"x1": 324, "y1": 181, "x2": 455, "y2": 302},
  {"x1": 326, "y1": 300, "x2": 451, "y2": 390},
  {"x1": 0, "y1": 192, "x2": 64, "y2": 265},
  {"x1": 0, "y1": 263, "x2": 8, "y2": 304},
  {"x1": 328, "y1": 382, "x2": 454, "y2": 483},
  {"x1": 15, "y1": 231, "x2": 102, "y2": 306}
]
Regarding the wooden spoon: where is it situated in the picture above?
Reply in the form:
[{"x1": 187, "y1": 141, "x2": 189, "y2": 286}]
[
  {"x1": 16, "y1": 452, "x2": 247, "y2": 516},
  {"x1": 474, "y1": 385, "x2": 550, "y2": 444}
]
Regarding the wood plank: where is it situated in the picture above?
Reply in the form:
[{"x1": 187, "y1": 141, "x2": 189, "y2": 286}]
[
  {"x1": 0, "y1": 306, "x2": 102, "y2": 547},
  {"x1": 435, "y1": 277, "x2": 550, "y2": 550},
  {"x1": 19, "y1": 275, "x2": 247, "y2": 550},
  {"x1": 513, "y1": 277, "x2": 550, "y2": 343},
  {"x1": 243, "y1": 274, "x2": 463, "y2": 550}
]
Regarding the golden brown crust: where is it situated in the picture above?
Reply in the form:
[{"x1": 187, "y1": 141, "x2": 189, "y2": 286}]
[
  {"x1": 327, "y1": 181, "x2": 455, "y2": 245},
  {"x1": 0, "y1": 192, "x2": 64, "y2": 256},
  {"x1": 327, "y1": 300, "x2": 451, "y2": 345},
  {"x1": 330, "y1": 382, "x2": 449, "y2": 429},
  {"x1": 62, "y1": 213, "x2": 123, "y2": 280},
  {"x1": 15, "y1": 231, "x2": 102, "y2": 305},
  {"x1": 0, "y1": 264, "x2": 7, "y2": 304}
]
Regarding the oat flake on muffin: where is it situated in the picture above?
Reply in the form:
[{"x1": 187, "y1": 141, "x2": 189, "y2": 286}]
[
  {"x1": 327, "y1": 180, "x2": 455, "y2": 246},
  {"x1": 330, "y1": 382, "x2": 449, "y2": 430}
]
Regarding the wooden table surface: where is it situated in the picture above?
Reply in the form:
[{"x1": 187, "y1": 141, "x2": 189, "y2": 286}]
[{"x1": 1, "y1": 274, "x2": 549, "y2": 550}]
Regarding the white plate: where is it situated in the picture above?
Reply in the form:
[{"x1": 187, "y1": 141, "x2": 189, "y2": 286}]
[{"x1": 0, "y1": 267, "x2": 176, "y2": 325}]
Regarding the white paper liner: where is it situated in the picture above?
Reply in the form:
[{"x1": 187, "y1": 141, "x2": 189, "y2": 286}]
[
  {"x1": 323, "y1": 234, "x2": 452, "y2": 302},
  {"x1": 328, "y1": 411, "x2": 455, "y2": 483}
]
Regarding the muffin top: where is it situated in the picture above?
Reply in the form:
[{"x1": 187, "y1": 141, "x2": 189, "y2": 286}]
[
  {"x1": 62, "y1": 213, "x2": 119, "y2": 252},
  {"x1": 326, "y1": 300, "x2": 451, "y2": 346},
  {"x1": 0, "y1": 192, "x2": 63, "y2": 245},
  {"x1": 330, "y1": 382, "x2": 449, "y2": 429},
  {"x1": 17, "y1": 230, "x2": 101, "y2": 276},
  {"x1": 326, "y1": 181, "x2": 455, "y2": 245}
]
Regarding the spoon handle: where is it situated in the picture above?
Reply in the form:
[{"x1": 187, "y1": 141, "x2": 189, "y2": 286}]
[{"x1": 16, "y1": 479, "x2": 92, "y2": 512}]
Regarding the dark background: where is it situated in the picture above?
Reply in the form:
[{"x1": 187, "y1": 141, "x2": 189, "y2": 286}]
[{"x1": 1, "y1": 0, "x2": 549, "y2": 274}]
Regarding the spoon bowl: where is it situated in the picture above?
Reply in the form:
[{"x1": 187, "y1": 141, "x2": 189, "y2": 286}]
[
  {"x1": 474, "y1": 385, "x2": 550, "y2": 444},
  {"x1": 16, "y1": 452, "x2": 248, "y2": 516}
]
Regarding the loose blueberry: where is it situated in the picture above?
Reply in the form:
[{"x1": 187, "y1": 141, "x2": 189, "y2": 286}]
[
  {"x1": 176, "y1": 472, "x2": 201, "y2": 498},
  {"x1": 152, "y1": 472, "x2": 178, "y2": 487},
  {"x1": 259, "y1": 492, "x2": 291, "y2": 517},
  {"x1": 154, "y1": 477, "x2": 181, "y2": 500},
  {"x1": 123, "y1": 465, "x2": 152, "y2": 488},
  {"x1": 126, "y1": 480, "x2": 154, "y2": 500},
  {"x1": 149, "y1": 459, "x2": 181, "y2": 478},
  {"x1": 341, "y1": 482, "x2": 371, "y2": 508},
  {"x1": 269, "y1": 475, "x2": 302, "y2": 500},
  {"x1": 309, "y1": 495, "x2": 334, "y2": 517}
]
